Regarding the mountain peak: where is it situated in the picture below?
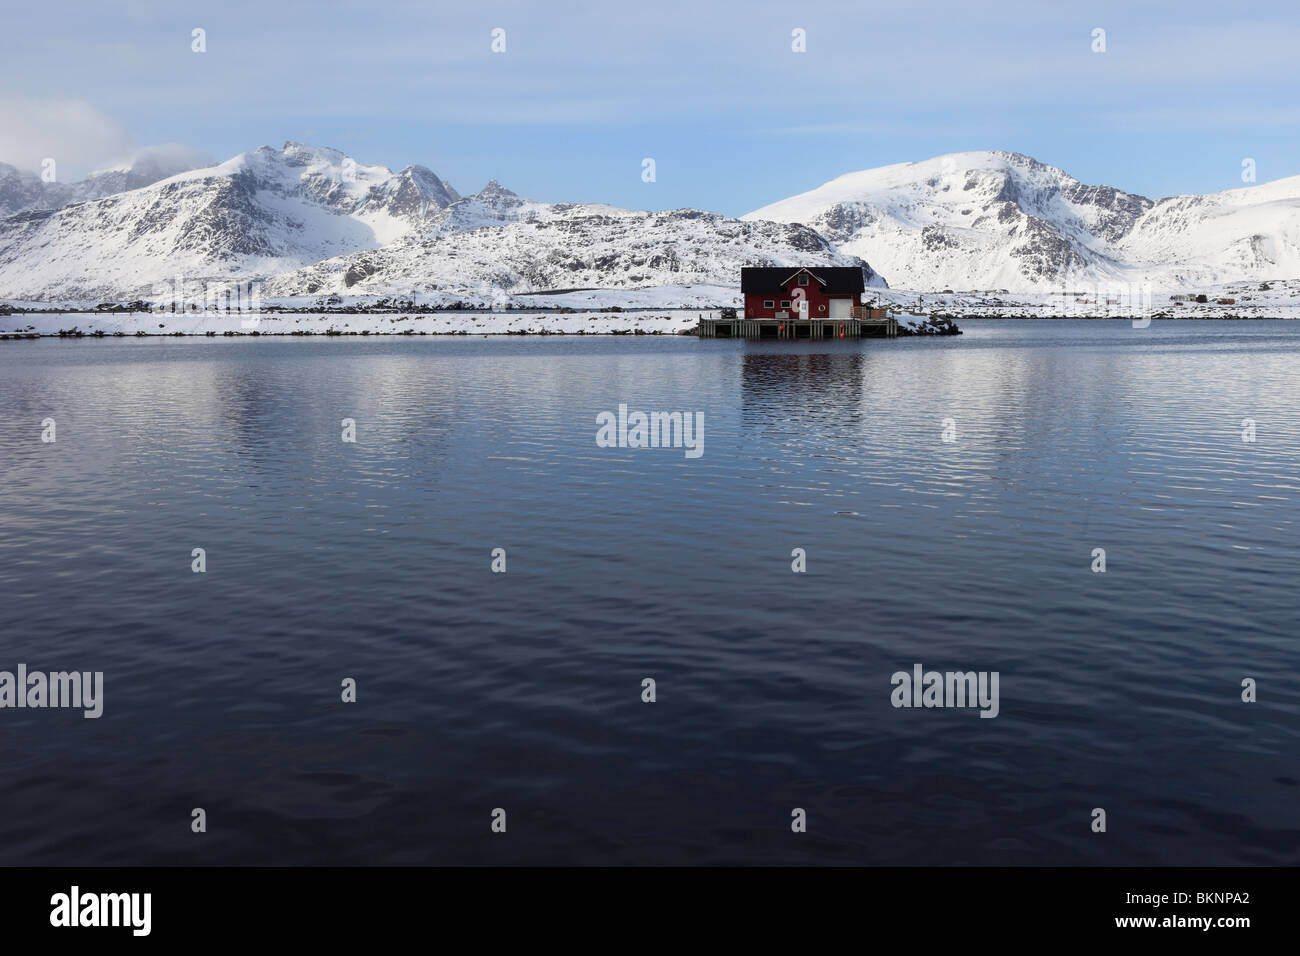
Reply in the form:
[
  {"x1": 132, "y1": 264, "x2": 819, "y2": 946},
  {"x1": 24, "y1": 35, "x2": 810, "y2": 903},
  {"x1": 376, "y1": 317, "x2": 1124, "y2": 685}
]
[
  {"x1": 477, "y1": 179, "x2": 518, "y2": 200},
  {"x1": 278, "y1": 142, "x2": 354, "y2": 168}
]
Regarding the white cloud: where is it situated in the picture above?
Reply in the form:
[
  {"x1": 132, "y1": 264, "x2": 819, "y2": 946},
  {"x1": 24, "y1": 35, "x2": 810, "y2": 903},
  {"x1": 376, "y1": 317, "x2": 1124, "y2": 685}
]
[
  {"x1": 102, "y1": 143, "x2": 215, "y2": 177},
  {"x1": 0, "y1": 94, "x2": 211, "y2": 181},
  {"x1": 0, "y1": 94, "x2": 134, "y2": 179}
]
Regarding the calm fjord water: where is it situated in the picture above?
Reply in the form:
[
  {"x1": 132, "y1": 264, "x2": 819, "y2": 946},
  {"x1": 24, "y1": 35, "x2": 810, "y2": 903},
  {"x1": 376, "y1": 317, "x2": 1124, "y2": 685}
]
[{"x1": 1, "y1": 320, "x2": 1297, "y2": 866}]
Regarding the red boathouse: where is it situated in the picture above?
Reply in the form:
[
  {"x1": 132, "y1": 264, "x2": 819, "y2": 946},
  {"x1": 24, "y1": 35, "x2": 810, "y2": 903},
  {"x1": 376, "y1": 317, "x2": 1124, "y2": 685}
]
[
  {"x1": 741, "y1": 266, "x2": 865, "y2": 321},
  {"x1": 698, "y1": 266, "x2": 894, "y2": 337}
]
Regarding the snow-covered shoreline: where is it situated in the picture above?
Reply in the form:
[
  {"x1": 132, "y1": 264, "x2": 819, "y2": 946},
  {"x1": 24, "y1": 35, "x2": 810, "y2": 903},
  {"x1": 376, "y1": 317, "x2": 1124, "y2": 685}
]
[
  {"x1": 0, "y1": 310, "x2": 705, "y2": 337},
  {"x1": 2, "y1": 309, "x2": 969, "y2": 337},
  {"x1": 1, "y1": 303, "x2": 1296, "y2": 339},
  {"x1": 6, "y1": 277, "x2": 1300, "y2": 338},
  {"x1": 873, "y1": 284, "x2": 1300, "y2": 320}
]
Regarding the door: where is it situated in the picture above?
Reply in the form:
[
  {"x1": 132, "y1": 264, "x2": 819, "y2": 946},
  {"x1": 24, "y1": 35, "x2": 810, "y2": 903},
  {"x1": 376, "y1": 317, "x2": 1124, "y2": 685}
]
[{"x1": 829, "y1": 298, "x2": 852, "y2": 318}]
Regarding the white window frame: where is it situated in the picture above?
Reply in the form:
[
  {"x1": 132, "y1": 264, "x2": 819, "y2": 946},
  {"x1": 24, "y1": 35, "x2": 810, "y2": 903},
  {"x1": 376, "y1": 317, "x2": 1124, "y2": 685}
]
[{"x1": 763, "y1": 299, "x2": 775, "y2": 308}]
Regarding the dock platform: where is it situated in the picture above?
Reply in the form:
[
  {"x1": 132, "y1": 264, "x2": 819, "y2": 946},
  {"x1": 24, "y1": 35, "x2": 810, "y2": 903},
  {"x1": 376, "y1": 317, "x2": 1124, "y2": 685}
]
[{"x1": 698, "y1": 308, "x2": 897, "y2": 339}]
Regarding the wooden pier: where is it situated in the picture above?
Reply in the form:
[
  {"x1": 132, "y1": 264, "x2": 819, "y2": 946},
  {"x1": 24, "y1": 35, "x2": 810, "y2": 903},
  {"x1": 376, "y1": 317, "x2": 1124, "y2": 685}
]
[{"x1": 698, "y1": 306, "x2": 897, "y2": 339}]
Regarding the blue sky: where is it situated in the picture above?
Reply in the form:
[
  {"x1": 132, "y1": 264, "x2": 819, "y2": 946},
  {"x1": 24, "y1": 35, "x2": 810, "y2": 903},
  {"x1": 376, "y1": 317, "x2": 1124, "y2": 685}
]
[{"x1": 2, "y1": 0, "x2": 1299, "y2": 215}]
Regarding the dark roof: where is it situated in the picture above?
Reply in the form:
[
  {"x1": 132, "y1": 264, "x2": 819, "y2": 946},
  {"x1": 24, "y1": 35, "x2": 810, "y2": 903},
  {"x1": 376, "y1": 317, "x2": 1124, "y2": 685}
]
[{"x1": 741, "y1": 266, "x2": 865, "y2": 294}]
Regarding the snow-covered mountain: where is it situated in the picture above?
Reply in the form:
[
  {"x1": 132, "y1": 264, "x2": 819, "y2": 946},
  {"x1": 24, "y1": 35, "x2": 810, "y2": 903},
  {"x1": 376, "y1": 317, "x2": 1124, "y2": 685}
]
[
  {"x1": 263, "y1": 180, "x2": 879, "y2": 298},
  {"x1": 0, "y1": 150, "x2": 210, "y2": 217},
  {"x1": 0, "y1": 143, "x2": 460, "y2": 300},
  {"x1": 2, "y1": 143, "x2": 1298, "y2": 302},
  {"x1": 0, "y1": 142, "x2": 879, "y2": 301},
  {"x1": 1115, "y1": 174, "x2": 1300, "y2": 285},
  {"x1": 744, "y1": 151, "x2": 1300, "y2": 291}
]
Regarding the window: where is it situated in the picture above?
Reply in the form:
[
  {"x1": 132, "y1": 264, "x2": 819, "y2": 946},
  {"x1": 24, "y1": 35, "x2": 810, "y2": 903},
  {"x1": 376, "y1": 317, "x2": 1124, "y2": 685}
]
[
  {"x1": 780, "y1": 300, "x2": 791, "y2": 308},
  {"x1": 763, "y1": 299, "x2": 775, "y2": 308},
  {"x1": 798, "y1": 274, "x2": 809, "y2": 286}
]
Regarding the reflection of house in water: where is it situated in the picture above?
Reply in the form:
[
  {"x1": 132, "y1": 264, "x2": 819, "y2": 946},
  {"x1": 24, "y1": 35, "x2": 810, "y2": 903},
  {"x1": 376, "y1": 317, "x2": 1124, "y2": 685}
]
[{"x1": 739, "y1": 351, "x2": 869, "y2": 430}]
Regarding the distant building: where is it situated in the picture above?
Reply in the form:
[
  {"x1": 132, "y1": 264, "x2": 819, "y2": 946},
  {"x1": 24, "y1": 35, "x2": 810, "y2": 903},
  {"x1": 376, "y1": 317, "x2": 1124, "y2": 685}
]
[{"x1": 741, "y1": 267, "x2": 865, "y2": 321}]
